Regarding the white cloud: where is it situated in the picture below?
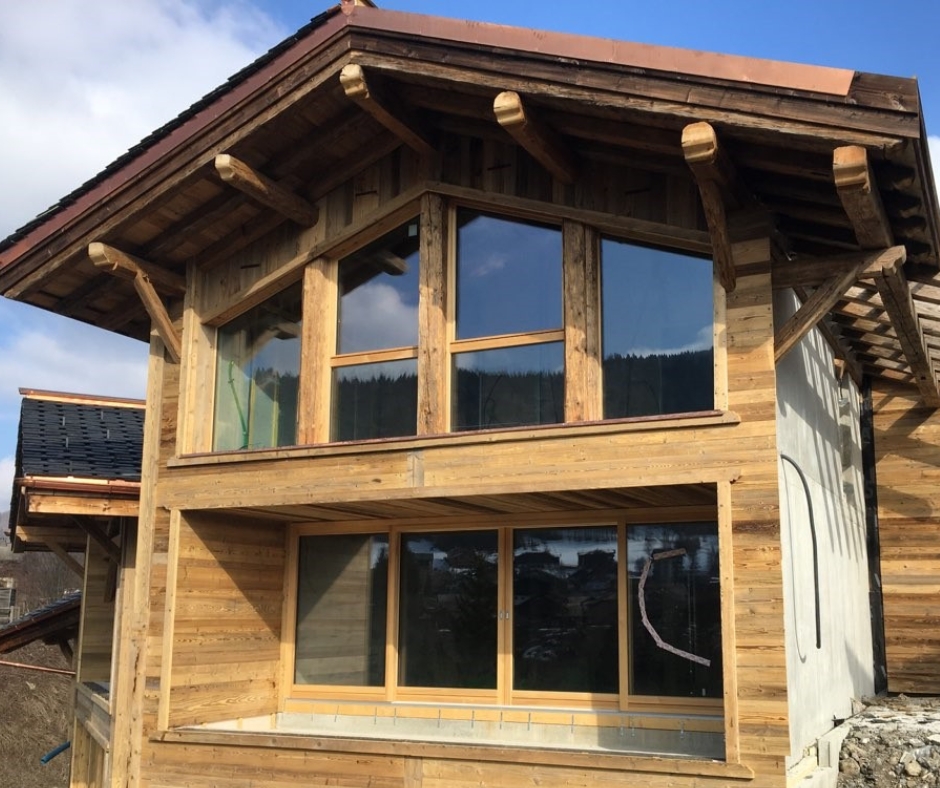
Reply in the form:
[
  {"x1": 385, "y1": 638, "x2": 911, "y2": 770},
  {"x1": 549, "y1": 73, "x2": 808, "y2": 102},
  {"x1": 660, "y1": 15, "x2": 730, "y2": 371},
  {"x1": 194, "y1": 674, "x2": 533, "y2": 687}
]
[
  {"x1": 0, "y1": 2, "x2": 286, "y2": 504},
  {"x1": 340, "y1": 282, "x2": 419, "y2": 353},
  {"x1": 0, "y1": 0, "x2": 284, "y2": 235}
]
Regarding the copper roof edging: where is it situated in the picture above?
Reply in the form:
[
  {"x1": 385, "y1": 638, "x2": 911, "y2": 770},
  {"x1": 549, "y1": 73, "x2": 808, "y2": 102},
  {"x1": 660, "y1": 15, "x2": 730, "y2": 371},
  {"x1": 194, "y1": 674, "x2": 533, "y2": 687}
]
[{"x1": 343, "y1": 6, "x2": 857, "y2": 96}]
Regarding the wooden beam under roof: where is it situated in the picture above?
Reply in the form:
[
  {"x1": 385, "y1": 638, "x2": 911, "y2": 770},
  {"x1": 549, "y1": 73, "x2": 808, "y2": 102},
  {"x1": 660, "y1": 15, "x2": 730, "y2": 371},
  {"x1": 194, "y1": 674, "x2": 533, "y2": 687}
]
[
  {"x1": 833, "y1": 145, "x2": 894, "y2": 250},
  {"x1": 214, "y1": 154, "x2": 319, "y2": 227},
  {"x1": 772, "y1": 247, "x2": 905, "y2": 290},
  {"x1": 340, "y1": 64, "x2": 435, "y2": 157},
  {"x1": 493, "y1": 91, "x2": 579, "y2": 184},
  {"x1": 873, "y1": 250, "x2": 940, "y2": 406},
  {"x1": 682, "y1": 122, "x2": 739, "y2": 292},
  {"x1": 87, "y1": 242, "x2": 185, "y2": 296},
  {"x1": 71, "y1": 517, "x2": 121, "y2": 566},
  {"x1": 88, "y1": 243, "x2": 182, "y2": 362},
  {"x1": 775, "y1": 247, "x2": 905, "y2": 363}
]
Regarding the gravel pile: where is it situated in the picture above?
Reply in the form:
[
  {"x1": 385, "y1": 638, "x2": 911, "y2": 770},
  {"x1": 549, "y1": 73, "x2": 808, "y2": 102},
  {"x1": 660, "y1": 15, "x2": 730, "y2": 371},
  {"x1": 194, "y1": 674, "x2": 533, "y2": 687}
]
[{"x1": 839, "y1": 696, "x2": 940, "y2": 787}]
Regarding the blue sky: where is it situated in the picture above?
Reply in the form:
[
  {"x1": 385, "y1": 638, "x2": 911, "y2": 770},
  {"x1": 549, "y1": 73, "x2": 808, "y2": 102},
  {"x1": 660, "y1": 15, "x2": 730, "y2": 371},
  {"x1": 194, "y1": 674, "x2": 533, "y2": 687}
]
[{"x1": 1, "y1": 0, "x2": 939, "y2": 507}]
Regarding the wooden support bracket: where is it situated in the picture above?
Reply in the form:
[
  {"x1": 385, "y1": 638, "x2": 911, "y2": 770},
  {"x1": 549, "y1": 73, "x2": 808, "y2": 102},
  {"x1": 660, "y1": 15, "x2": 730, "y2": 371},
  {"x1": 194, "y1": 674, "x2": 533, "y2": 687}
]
[
  {"x1": 88, "y1": 242, "x2": 182, "y2": 363},
  {"x1": 72, "y1": 518, "x2": 122, "y2": 566},
  {"x1": 214, "y1": 154, "x2": 319, "y2": 227},
  {"x1": 340, "y1": 64, "x2": 435, "y2": 157},
  {"x1": 493, "y1": 91, "x2": 579, "y2": 184},
  {"x1": 833, "y1": 145, "x2": 894, "y2": 249},
  {"x1": 773, "y1": 248, "x2": 904, "y2": 290},
  {"x1": 682, "y1": 122, "x2": 737, "y2": 293},
  {"x1": 775, "y1": 246, "x2": 906, "y2": 364},
  {"x1": 872, "y1": 250, "x2": 940, "y2": 406},
  {"x1": 87, "y1": 242, "x2": 185, "y2": 296},
  {"x1": 45, "y1": 540, "x2": 85, "y2": 579}
]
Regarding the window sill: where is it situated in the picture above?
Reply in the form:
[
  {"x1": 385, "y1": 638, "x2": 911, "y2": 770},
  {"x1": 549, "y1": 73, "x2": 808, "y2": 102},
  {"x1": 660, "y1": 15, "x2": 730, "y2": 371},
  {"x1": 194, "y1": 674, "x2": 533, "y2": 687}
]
[
  {"x1": 169, "y1": 410, "x2": 740, "y2": 469},
  {"x1": 153, "y1": 723, "x2": 754, "y2": 781}
]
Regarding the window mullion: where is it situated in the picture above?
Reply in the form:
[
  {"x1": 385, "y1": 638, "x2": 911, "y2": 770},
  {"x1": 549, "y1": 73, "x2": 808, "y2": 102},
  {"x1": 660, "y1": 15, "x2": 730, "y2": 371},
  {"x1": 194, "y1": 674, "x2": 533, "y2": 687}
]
[
  {"x1": 417, "y1": 192, "x2": 449, "y2": 435},
  {"x1": 386, "y1": 526, "x2": 400, "y2": 702},
  {"x1": 499, "y1": 526, "x2": 512, "y2": 706}
]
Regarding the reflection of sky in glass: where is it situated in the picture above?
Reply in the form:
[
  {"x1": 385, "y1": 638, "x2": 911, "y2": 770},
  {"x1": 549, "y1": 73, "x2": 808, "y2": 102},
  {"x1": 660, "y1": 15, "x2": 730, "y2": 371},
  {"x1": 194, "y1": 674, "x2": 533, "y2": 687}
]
[
  {"x1": 454, "y1": 342, "x2": 563, "y2": 375},
  {"x1": 602, "y1": 240, "x2": 712, "y2": 358},
  {"x1": 457, "y1": 211, "x2": 562, "y2": 339},
  {"x1": 339, "y1": 243, "x2": 419, "y2": 354},
  {"x1": 514, "y1": 527, "x2": 618, "y2": 568}
]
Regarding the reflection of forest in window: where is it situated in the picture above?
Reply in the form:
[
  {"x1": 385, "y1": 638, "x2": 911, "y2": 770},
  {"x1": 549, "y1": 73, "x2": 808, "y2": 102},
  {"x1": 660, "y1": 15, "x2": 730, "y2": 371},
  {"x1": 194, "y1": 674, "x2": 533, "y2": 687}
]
[
  {"x1": 628, "y1": 523, "x2": 722, "y2": 698},
  {"x1": 603, "y1": 349, "x2": 714, "y2": 418},
  {"x1": 332, "y1": 363, "x2": 417, "y2": 442}
]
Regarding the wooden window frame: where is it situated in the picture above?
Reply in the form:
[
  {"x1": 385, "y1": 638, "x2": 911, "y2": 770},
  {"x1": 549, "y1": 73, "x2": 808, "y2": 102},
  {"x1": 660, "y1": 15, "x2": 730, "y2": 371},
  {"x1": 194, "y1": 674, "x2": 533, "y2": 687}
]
[
  {"x1": 282, "y1": 508, "x2": 725, "y2": 722},
  {"x1": 187, "y1": 188, "x2": 727, "y2": 455}
]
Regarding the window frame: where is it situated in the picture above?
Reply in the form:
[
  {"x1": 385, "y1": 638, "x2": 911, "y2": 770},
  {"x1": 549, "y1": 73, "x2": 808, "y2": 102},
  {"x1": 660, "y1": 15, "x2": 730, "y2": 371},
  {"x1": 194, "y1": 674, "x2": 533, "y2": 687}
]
[{"x1": 283, "y1": 511, "x2": 724, "y2": 717}]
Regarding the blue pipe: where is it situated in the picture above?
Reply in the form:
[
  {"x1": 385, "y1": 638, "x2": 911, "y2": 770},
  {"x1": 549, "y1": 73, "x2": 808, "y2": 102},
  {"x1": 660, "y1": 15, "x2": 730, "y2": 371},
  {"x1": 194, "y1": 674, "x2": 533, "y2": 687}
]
[{"x1": 40, "y1": 741, "x2": 70, "y2": 764}]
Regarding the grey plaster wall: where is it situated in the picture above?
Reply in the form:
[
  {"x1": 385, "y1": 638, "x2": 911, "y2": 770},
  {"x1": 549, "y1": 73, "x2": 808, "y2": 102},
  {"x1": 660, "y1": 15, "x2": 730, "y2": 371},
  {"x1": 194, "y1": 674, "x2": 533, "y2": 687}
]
[{"x1": 774, "y1": 291, "x2": 873, "y2": 767}]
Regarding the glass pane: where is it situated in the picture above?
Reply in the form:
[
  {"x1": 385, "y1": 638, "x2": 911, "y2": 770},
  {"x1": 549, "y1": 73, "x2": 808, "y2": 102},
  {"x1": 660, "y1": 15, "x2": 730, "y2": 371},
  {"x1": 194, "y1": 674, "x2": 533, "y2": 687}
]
[
  {"x1": 213, "y1": 283, "x2": 301, "y2": 451},
  {"x1": 513, "y1": 527, "x2": 619, "y2": 693},
  {"x1": 338, "y1": 219, "x2": 420, "y2": 354},
  {"x1": 627, "y1": 522, "x2": 722, "y2": 698},
  {"x1": 456, "y1": 210, "x2": 562, "y2": 339},
  {"x1": 295, "y1": 533, "x2": 389, "y2": 686},
  {"x1": 399, "y1": 530, "x2": 498, "y2": 690},
  {"x1": 602, "y1": 240, "x2": 714, "y2": 418},
  {"x1": 453, "y1": 342, "x2": 564, "y2": 431},
  {"x1": 332, "y1": 359, "x2": 417, "y2": 441}
]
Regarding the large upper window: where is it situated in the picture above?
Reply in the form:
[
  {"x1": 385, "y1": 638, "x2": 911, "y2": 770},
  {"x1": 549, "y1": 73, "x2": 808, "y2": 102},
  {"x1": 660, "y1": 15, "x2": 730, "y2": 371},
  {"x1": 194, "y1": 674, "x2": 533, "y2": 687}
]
[
  {"x1": 601, "y1": 239, "x2": 714, "y2": 418},
  {"x1": 213, "y1": 283, "x2": 301, "y2": 451},
  {"x1": 292, "y1": 518, "x2": 721, "y2": 707},
  {"x1": 451, "y1": 210, "x2": 564, "y2": 431},
  {"x1": 332, "y1": 220, "x2": 420, "y2": 441}
]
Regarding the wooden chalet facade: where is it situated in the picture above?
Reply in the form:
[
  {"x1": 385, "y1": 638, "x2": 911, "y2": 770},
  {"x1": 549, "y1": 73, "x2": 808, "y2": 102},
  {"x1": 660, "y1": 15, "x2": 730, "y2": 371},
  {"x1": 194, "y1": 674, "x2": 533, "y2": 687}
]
[{"x1": 2, "y1": 2, "x2": 940, "y2": 786}]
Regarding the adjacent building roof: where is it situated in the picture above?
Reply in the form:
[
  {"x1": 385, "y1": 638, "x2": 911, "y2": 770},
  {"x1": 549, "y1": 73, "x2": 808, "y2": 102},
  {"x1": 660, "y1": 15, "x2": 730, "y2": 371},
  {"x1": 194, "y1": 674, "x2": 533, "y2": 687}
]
[
  {"x1": 0, "y1": 591, "x2": 81, "y2": 655},
  {"x1": 8, "y1": 391, "x2": 144, "y2": 553}
]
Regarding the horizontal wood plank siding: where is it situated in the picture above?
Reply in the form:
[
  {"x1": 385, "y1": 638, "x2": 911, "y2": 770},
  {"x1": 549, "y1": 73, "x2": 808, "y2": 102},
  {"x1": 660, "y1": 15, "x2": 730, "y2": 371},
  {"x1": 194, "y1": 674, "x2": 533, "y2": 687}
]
[{"x1": 872, "y1": 384, "x2": 940, "y2": 693}]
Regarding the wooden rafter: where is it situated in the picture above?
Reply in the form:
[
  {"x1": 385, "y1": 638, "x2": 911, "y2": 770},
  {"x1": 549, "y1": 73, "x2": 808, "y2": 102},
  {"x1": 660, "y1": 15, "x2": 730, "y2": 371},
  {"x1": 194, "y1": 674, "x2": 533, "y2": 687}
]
[
  {"x1": 772, "y1": 248, "x2": 904, "y2": 290},
  {"x1": 340, "y1": 64, "x2": 435, "y2": 157},
  {"x1": 88, "y1": 242, "x2": 182, "y2": 363},
  {"x1": 775, "y1": 246, "x2": 906, "y2": 363},
  {"x1": 493, "y1": 91, "x2": 579, "y2": 184},
  {"x1": 71, "y1": 517, "x2": 121, "y2": 566},
  {"x1": 682, "y1": 122, "x2": 739, "y2": 293},
  {"x1": 87, "y1": 242, "x2": 185, "y2": 296},
  {"x1": 793, "y1": 285, "x2": 864, "y2": 386},
  {"x1": 873, "y1": 251, "x2": 940, "y2": 406},
  {"x1": 833, "y1": 145, "x2": 894, "y2": 249},
  {"x1": 45, "y1": 541, "x2": 85, "y2": 579},
  {"x1": 214, "y1": 154, "x2": 319, "y2": 227}
]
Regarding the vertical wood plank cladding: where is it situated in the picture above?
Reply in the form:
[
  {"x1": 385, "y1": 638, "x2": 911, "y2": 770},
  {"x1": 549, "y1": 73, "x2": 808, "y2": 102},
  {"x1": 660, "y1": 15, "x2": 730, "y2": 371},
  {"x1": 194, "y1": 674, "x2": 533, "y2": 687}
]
[
  {"x1": 872, "y1": 383, "x2": 940, "y2": 693},
  {"x1": 77, "y1": 539, "x2": 115, "y2": 683},
  {"x1": 417, "y1": 193, "x2": 448, "y2": 434},
  {"x1": 298, "y1": 258, "x2": 336, "y2": 444},
  {"x1": 165, "y1": 513, "x2": 286, "y2": 728},
  {"x1": 110, "y1": 332, "x2": 167, "y2": 788},
  {"x1": 563, "y1": 221, "x2": 602, "y2": 422}
]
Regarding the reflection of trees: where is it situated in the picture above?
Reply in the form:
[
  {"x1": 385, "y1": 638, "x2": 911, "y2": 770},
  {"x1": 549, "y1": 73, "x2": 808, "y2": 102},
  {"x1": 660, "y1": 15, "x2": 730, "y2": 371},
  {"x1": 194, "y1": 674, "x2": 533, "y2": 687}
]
[
  {"x1": 604, "y1": 349, "x2": 713, "y2": 418},
  {"x1": 399, "y1": 535, "x2": 497, "y2": 690},
  {"x1": 334, "y1": 372, "x2": 417, "y2": 441},
  {"x1": 629, "y1": 524, "x2": 722, "y2": 698}
]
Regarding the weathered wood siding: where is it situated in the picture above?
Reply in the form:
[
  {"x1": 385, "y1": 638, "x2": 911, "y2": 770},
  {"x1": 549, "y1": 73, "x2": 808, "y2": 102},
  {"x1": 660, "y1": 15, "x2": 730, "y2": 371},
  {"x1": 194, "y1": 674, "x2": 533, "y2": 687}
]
[
  {"x1": 872, "y1": 383, "x2": 940, "y2": 693},
  {"x1": 112, "y1": 134, "x2": 792, "y2": 788},
  {"x1": 162, "y1": 513, "x2": 285, "y2": 728},
  {"x1": 78, "y1": 539, "x2": 116, "y2": 683}
]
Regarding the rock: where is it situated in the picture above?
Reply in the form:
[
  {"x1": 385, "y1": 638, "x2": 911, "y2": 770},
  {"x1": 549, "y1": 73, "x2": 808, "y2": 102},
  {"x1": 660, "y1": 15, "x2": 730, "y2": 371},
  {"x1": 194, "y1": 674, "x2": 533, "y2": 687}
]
[
  {"x1": 841, "y1": 757, "x2": 861, "y2": 776},
  {"x1": 905, "y1": 760, "x2": 923, "y2": 778}
]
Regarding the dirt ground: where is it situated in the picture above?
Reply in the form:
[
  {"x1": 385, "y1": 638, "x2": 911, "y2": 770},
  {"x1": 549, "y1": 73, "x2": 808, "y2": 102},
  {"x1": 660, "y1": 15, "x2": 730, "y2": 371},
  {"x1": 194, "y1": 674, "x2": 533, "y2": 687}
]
[{"x1": 839, "y1": 696, "x2": 940, "y2": 787}]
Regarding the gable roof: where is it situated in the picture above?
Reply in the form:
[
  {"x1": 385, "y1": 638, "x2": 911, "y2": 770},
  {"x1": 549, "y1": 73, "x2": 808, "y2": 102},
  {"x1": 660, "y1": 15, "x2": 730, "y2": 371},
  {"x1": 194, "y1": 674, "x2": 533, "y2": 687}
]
[{"x1": 0, "y1": 4, "x2": 938, "y2": 396}]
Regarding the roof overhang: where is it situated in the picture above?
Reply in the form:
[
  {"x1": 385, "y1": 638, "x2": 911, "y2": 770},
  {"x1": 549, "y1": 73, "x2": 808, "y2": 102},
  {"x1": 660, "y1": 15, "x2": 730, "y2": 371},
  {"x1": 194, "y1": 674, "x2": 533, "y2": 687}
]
[{"x1": 1, "y1": 4, "x2": 939, "y2": 399}]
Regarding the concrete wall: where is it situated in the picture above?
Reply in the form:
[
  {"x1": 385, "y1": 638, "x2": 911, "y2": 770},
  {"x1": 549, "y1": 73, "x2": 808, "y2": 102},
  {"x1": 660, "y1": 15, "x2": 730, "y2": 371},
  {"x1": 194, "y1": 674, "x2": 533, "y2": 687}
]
[{"x1": 774, "y1": 291, "x2": 873, "y2": 766}]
